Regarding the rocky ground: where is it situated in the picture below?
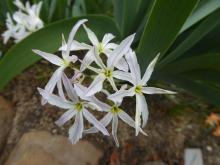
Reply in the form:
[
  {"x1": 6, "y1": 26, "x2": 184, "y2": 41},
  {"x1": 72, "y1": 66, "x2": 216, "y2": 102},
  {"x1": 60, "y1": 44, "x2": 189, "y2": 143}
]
[{"x1": 0, "y1": 61, "x2": 220, "y2": 165}]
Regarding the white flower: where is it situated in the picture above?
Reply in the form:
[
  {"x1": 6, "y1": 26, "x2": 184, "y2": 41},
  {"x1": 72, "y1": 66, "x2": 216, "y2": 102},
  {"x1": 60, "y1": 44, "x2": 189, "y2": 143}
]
[
  {"x1": 2, "y1": 13, "x2": 25, "y2": 44},
  {"x1": 84, "y1": 34, "x2": 135, "y2": 96},
  {"x1": 38, "y1": 75, "x2": 109, "y2": 144},
  {"x1": 13, "y1": 0, "x2": 43, "y2": 32},
  {"x1": 81, "y1": 25, "x2": 129, "y2": 72},
  {"x1": 84, "y1": 99, "x2": 147, "y2": 147},
  {"x1": 108, "y1": 51, "x2": 176, "y2": 135},
  {"x1": 2, "y1": 0, "x2": 44, "y2": 44},
  {"x1": 33, "y1": 19, "x2": 87, "y2": 104},
  {"x1": 59, "y1": 25, "x2": 128, "y2": 72}
]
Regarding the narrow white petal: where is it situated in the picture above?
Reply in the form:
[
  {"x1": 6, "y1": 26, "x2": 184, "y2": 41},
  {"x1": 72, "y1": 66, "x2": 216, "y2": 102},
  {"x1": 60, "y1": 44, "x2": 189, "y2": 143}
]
[
  {"x1": 84, "y1": 112, "x2": 112, "y2": 134},
  {"x1": 136, "y1": 93, "x2": 149, "y2": 129},
  {"x1": 66, "y1": 55, "x2": 78, "y2": 63},
  {"x1": 61, "y1": 33, "x2": 67, "y2": 45},
  {"x1": 59, "y1": 40, "x2": 91, "y2": 51},
  {"x1": 118, "y1": 110, "x2": 148, "y2": 136},
  {"x1": 74, "y1": 83, "x2": 111, "y2": 111},
  {"x1": 101, "y1": 112, "x2": 113, "y2": 126},
  {"x1": 91, "y1": 98, "x2": 111, "y2": 112},
  {"x1": 112, "y1": 115, "x2": 119, "y2": 147},
  {"x1": 79, "y1": 59, "x2": 100, "y2": 74},
  {"x1": 61, "y1": 34, "x2": 67, "y2": 59},
  {"x1": 80, "y1": 48, "x2": 95, "y2": 71},
  {"x1": 71, "y1": 40, "x2": 91, "y2": 50},
  {"x1": 120, "y1": 84, "x2": 128, "y2": 90},
  {"x1": 107, "y1": 77, "x2": 118, "y2": 91},
  {"x1": 112, "y1": 70, "x2": 133, "y2": 84},
  {"x1": 73, "y1": 83, "x2": 87, "y2": 99},
  {"x1": 102, "y1": 33, "x2": 115, "y2": 46},
  {"x1": 101, "y1": 89, "x2": 111, "y2": 96},
  {"x1": 125, "y1": 50, "x2": 141, "y2": 84},
  {"x1": 68, "y1": 112, "x2": 84, "y2": 144},
  {"x1": 55, "y1": 109, "x2": 77, "y2": 127},
  {"x1": 86, "y1": 74, "x2": 105, "y2": 96},
  {"x1": 118, "y1": 110, "x2": 135, "y2": 128},
  {"x1": 142, "y1": 87, "x2": 177, "y2": 95},
  {"x1": 108, "y1": 88, "x2": 134, "y2": 103},
  {"x1": 38, "y1": 88, "x2": 73, "y2": 109},
  {"x1": 141, "y1": 53, "x2": 160, "y2": 85},
  {"x1": 66, "y1": 19, "x2": 88, "y2": 57},
  {"x1": 135, "y1": 94, "x2": 142, "y2": 135},
  {"x1": 107, "y1": 34, "x2": 135, "y2": 68},
  {"x1": 71, "y1": 70, "x2": 83, "y2": 82},
  {"x1": 83, "y1": 24, "x2": 99, "y2": 46},
  {"x1": 93, "y1": 47, "x2": 106, "y2": 69},
  {"x1": 33, "y1": 49, "x2": 63, "y2": 66},
  {"x1": 104, "y1": 43, "x2": 118, "y2": 50},
  {"x1": 57, "y1": 78, "x2": 65, "y2": 99},
  {"x1": 74, "y1": 83, "x2": 109, "y2": 111},
  {"x1": 62, "y1": 74, "x2": 78, "y2": 102},
  {"x1": 44, "y1": 67, "x2": 64, "y2": 94},
  {"x1": 115, "y1": 57, "x2": 129, "y2": 72},
  {"x1": 83, "y1": 108, "x2": 109, "y2": 136}
]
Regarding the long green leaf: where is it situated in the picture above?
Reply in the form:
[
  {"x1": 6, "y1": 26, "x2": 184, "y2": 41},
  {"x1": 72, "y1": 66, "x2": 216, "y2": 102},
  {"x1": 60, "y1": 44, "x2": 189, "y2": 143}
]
[
  {"x1": 161, "y1": 75, "x2": 220, "y2": 105},
  {"x1": 182, "y1": 70, "x2": 220, "y2": 84},
  {"x1": 0, "y1": 15, "x2": 120, "y2": 89},
  {"x1": 159, "y1": 9, "x2": 220, "y2": 67},
  {"x1": 156, "y1": 53, "x2": 220, "y2": 75},
  {"x1": 121, "y1": 0, "x2": 142, "y2": 37},
  {"x1": 137, "y1": 0, "x2": 199, "y2": 69},
  {"x1": 180, "y1": 0, "x2": 220, "y2": 33}
]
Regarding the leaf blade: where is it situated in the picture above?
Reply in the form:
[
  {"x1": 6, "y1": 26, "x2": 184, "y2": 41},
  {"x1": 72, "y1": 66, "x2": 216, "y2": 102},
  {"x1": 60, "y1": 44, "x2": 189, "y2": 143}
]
[{"x1": 137, "y1": 0, "x2": 199, "y2": 69}]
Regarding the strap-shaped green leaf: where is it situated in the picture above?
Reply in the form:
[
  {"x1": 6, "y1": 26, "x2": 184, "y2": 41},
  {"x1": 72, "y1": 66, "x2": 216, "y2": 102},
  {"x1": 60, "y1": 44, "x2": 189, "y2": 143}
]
[
  {"x1": 113, "y1": 0, "x2": 150, "y2": 37},
  {"x1": 0, "y1": 15, "x2": 120, "y2": 89},
  {"x1": 156, "y1": 53, "x2": 220, "y2": 75},
  {"x1": 161, "y1": 75, "x2": 220, "y2": 105},
  {"x1": 159, "y1": 9, "x2": 220, "y2": 67},
  {"x1": 137, "y1": 0, "x2": 199, "y2": 69},
  {"x1": 180, "y1": 0, "x2": 220, "y2": 33}
]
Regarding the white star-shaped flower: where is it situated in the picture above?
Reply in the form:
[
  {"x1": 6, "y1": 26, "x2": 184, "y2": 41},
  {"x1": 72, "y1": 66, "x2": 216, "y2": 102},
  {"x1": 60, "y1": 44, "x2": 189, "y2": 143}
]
[
  {"x1": 108, "y1": 50, "x2": 176, "y2": 135},
  {"x1": 33, "y1": 19, "x2": 87, "y2": 104},
  {"x1": 84, "y1": 97, "x2": 147, "y2": 147},
  {"x1": 2, "y1": 0, "x2": 44, "y2": 44},
  {"x1": 38, "y1": 75, "x2": 109, "y2": 144},
  {"x1": 59, "y1": 25, "x2": 128, "y2": 72},
  {"x1": 84, "y1": 34, "x2": 135, "y2": 96}
]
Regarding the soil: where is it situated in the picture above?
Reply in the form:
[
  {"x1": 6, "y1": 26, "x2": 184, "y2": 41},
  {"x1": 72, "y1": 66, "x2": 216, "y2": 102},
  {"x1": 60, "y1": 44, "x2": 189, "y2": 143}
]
[{"x1": 0, "y1": 60, "x2": 220, "y2": 165}]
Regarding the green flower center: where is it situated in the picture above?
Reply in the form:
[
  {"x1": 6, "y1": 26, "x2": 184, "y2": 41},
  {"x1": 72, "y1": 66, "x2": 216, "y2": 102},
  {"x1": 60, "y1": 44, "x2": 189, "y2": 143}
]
[
  {"x1": 104, "y1": 69, "x2": 112, "y2": 78},
  {"x1": 98, "y1": 43, "x2": 104, "y2": 53},
  {"x1": 134, "y1": 85, "x2": 142, "y2": 94},
  {"x1": 63, "y1": 59, "x2": 70, "y2": 67},
  {"x1": 74, "y1": 102, "x2": 83, "y2": 111},
  {"x1": 111, "y1": 106, "x2": 121, "y2": 114}
]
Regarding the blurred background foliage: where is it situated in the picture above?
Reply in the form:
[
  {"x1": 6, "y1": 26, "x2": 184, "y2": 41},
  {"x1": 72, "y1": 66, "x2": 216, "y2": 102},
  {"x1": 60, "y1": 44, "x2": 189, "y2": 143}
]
[{"x1": 0, "y1": 0, "x2": 220, "y2": 105}]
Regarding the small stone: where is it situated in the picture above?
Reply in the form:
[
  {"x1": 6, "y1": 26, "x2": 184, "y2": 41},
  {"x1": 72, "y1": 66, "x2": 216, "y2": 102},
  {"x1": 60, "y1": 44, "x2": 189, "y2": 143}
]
[
  {"x1": 52, "y1": 129, "x2": 57, "y2": 134},
  {"x1": 5, "y1": 131, "x2": 102, "y2": 165},
  {"x1": 0, "y1": 96, "x2": 14, "y2": 152},
  {"x1": 206, "y1": 146, "x2": 212, "y2": 152},
  {"x1": 184, "y1": 148, "x2": 203, "y2": 165}
]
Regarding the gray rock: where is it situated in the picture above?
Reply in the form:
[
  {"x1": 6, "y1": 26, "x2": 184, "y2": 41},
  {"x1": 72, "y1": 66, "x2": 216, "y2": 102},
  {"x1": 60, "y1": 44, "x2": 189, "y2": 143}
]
[
  {"x1": 184, "y1": 148, "x2": 203, "y2": 165},
  {"x1": 5, "y1": 131, "x2": 103, "y2": 165},
  {"x1": 0, "y1": 96, "x2": 14, "y2": 152}
]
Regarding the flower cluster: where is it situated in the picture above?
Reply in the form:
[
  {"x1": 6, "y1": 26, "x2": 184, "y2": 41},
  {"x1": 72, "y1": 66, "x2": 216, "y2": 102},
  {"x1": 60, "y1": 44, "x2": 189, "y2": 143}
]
[
  {"x1": 34, "y1": 19, "x2": 176, "y2": 147},
  {"x1": 2, "y1": 0, "x2": 43, "y2": 44}
]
